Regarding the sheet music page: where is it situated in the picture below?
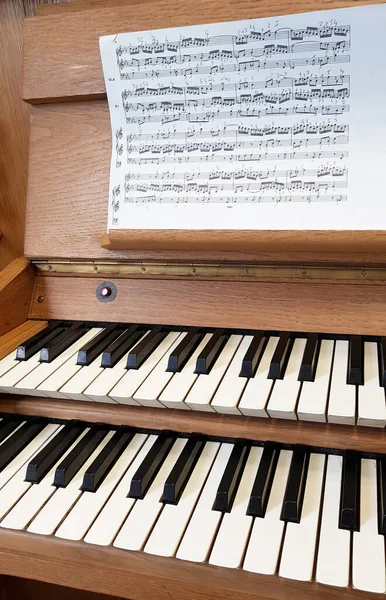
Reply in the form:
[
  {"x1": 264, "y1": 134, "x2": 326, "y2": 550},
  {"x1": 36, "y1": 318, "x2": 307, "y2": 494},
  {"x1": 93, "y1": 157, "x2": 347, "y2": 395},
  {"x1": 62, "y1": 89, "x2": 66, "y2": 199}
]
[{"x1": 100, "y1": 3, "x2": 386, "y2": 230}]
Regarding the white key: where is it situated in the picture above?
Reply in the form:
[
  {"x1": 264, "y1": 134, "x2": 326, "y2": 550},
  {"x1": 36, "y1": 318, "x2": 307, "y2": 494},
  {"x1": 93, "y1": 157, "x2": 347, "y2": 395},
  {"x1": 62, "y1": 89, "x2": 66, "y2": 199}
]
[
  {"x1": 209, "y1": 447, "x2": 263, "y2": 568},
  {"x1": 37, "y1": 333, "x2": 104, "y2": 400},
  {"x1": 352, "y1": 459, "x2": 386, "y2": 594},
  {"x1": 133, "y1": 333, "x2": 185, "y2": 408},
  {"x1": 358, "y1": 342, "x2": 386, "y2": 427},
  {"x1": 114, "y1": 437, "x2": 187, "y2": 551},
  {"x1": 0, "y1": 351, "x2": 42, "y2": 393},
  {"x1": 27, "y1": 430, "x2": 117, "y2": 536},
  {"x1": 0, "y1": 349, "x2": 21, "y2": 379},
  {"x1": 185, "y1": 335, "x2": 242, "y2": 412},
  {"x1": 110, "y1": 332, "x2": 180, "y2": 405},
  {"x1": 316, "y1": 455, "x2": 350, "y2": 588},
  {"x1": 59, "y1": 354, "x2": 106, "y2": 402},
  {"x1": 243, "y1": 450, "x2": 292, "y2": 575},
  {"x1": 327, "y1": 340, "x2": 356, "y2": 425},
  {"x1": 84, "y1": 434, "x2": 153, "y2": 546},
  {"x1": 267, "y1": 338, "x2": 306, "y2": 419},
  {"x1": 238, "y1": 337, "x2": 279, "y2": 417},
  {"x1": 56, "y1": 433, "x2": 147, "y2": 540},
  {"x1": 297, "y1": 340, "x2": 334, "y2": 422},
  {"x1": 279, "y1": 453, "x2": 325, "y2": 581},
  {"x1": 144, "y1": 441, "x2": 219, "y2": 557},
  {"x1": 14, "y1": 328, "x2": 103, "y2": 396},
  {"x1": 159, "y1": 334, "x2": 212, "y2": 410},
  {"x1": 210, "y1": 336, "x2": 253, "y2": 415},
  {"x1": 1, "y1": 428, "x2": 89, "y2": 529},
  {"x1": 176, "y1": 443, "x2": 234, "y2": 562},
  {"x1": 84, "y1": 331, "x2": 150, "y2": 403},
  {"x1": 0, "y1": 424, "x2": 60, "y2": 492}
]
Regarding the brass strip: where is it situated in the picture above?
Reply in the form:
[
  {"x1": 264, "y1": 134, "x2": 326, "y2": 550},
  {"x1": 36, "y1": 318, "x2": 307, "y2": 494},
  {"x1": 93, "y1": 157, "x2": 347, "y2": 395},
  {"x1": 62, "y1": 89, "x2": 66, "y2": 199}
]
[{"x1": 32, "y1": 260, "x2": 386, "y2": 282}]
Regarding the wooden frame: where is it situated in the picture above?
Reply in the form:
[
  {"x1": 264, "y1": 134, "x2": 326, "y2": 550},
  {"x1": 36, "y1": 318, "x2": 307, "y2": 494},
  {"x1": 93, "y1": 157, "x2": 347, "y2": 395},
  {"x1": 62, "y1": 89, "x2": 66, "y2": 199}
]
[
  {"x1": 29, "y1": 273, "x2": 386, "y2": 336},
  {"x1": 0, "y1": 527, "x2": 380, "y2": 600},
  {"x1": 1, "y1": 395, "x2": 386, "y2": 454},
  {"x1": 0, "y1": 258, "x2": 35, "y2": 338}
]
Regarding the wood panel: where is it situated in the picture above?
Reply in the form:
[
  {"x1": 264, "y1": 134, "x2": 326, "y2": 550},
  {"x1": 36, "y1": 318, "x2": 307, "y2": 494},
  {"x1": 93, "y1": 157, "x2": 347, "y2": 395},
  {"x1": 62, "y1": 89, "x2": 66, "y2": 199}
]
[
  {"x1": 29, "y1": 274, "x2": 386, "y2": 335},
  {"x1": 0, "y1": 528, "x2": 381, "y2": 600},
  {"x1": 0, "y1": 259, "x2": 35, "y2": 338},
  {"x1": 1, "y1": 577, "x2": 125, "y2": 600},
  {"x1": 2, "y1": 396, "x2": 386, "y2": 454},
  {"x1": 36, "y1": 0, "x2": 157, "y2": 16},
  {"x1": 24, "y1": 100, "x2": 386, "y2": 264},
  {"x1": 0, "y1": 0, "x2": 30, "y2": 271},
  {"x1": 102, "y1": 230, "x2": 386, "y2": 254},
  {"x1": 22, "y1": 0, "x2": 385, "y2": 104},
  {"x1": 0, "y1": 320, "x2": 47, "y2": 360}
]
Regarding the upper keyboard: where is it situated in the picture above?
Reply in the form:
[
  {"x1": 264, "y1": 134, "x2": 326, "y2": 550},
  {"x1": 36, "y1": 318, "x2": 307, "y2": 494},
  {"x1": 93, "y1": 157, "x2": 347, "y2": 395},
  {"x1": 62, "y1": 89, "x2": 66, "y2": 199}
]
[{"x1": 0, "y1": 321, "x2": 385, "y2": 427}]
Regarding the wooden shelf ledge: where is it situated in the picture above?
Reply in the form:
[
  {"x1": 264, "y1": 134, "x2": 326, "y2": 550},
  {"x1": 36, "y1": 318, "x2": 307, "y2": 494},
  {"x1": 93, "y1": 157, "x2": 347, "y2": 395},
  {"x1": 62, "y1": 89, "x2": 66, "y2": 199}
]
[
  {"x1": 1, "y1": 395, "x2": 386, "y2": 454},
  {"x1": 100, "y1": 230, "x2": 386, "y2": 253}
]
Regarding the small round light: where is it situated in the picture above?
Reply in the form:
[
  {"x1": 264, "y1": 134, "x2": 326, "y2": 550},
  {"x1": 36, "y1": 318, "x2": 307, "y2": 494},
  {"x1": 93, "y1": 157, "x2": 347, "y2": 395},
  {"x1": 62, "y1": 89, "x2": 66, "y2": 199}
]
[{"x1": 101, "y1": 286, "x2": 112, "y2": 298}]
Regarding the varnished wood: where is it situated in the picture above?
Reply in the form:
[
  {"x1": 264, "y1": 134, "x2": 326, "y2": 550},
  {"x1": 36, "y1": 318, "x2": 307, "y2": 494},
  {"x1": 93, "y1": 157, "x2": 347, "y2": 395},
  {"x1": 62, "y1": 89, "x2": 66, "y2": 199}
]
[
  {"x1": 36, "y1": 0, "x2": 158, "y2": 16},
  {"x1": 0, "y1": 320, "x2": 47, "y2": 360},
  {"x1": 0, "y1": 0, "x2": 30, "y2": 271},
  {"x1": 0, "y1": 527, "x2": 381, "y2": 600},
  {"x1": 29, "y1": 274, "x2": 386, "y2": 336},
  {"x1": 102, "y1": 230, "x2": 386, "y2": 255},
  {"x1": 0, "y1": 259, "x2": 35, "y2": 338},
  {"x1": 22, "y1": 0, "x2": 385, "y2": 104},
  {"x1": 1, "y1": 396, "x2": 385, "y2": 454},
  {"x1": 25, "y1": 102, "x2": 386, "y2": 264}
]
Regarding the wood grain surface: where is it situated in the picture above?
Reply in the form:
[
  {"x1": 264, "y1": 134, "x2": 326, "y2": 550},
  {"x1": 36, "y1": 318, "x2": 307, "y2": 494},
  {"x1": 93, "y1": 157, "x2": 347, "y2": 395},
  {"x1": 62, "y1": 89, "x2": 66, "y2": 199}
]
[
  {"x1": 0, "y1": 320, "x2": 47, "y2": 360},
  {"x1": 0, "y1": 0, "x2": 30, "y2": 271},
  {"x1": 24, "y1": 101, "x2": 386, "y2": 263},
  {"x1": 1, "y1": 395, "x2": 386, "y2": 454},
  {"x1": 29, "y1": 274, "x2": 386, "y2": 335},
  {"x1": 0, "y1": 527, "x2": 382, "y2": 600},
  {"x1": 22, "y1": 0, "x2": 386, "y2": 103},
  {"x1": 0, "y1": 258, "x2": 35, "y2": 338},
  {"x1": 102, "y1": 230, "x2": 386, "y2": 254}
]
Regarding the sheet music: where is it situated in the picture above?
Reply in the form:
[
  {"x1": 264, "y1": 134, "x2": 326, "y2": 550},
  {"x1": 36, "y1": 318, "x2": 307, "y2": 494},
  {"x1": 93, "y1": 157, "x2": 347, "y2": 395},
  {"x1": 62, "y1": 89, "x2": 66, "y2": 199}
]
[{"x1": 100, "y1": 3, "x2": 386, "y2": 230}]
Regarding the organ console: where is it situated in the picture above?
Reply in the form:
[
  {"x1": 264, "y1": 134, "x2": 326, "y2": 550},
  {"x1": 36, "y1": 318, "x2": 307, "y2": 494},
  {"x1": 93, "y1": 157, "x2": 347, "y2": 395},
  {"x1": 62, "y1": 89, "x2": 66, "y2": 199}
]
[{"x1": 1, "y1": 0, "x2": 386, "y2": 599}]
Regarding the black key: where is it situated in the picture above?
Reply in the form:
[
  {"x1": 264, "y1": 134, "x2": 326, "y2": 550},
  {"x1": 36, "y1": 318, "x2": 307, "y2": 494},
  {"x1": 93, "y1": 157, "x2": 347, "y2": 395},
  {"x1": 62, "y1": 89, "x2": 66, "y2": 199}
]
[
  {"x1": 25, "y1": 424, "x2": 84, "y2": 484},
  {"x1": 348, "y1": 335, "x2": 363, "y2": 385},
  {"x1": 126, "y1": 326, "x2": 167, "y2": 370},
  {"x1": 339, "y1": 451, "x2": 360, "y2": 531},
  {"x1": 268, "y1": 333, "x2": 292, "y2": 380},
  {"x1": 281, "y1": 449, "x2": 309, "y2": 523},
  {"x1": 162, "y1": 436, "x2": 205, "y2": 504},
  {"x1": 128, "y1": 435, "x2": 175, "y2": 499},
  {"x1": 54, "y1": 427, "x2": 108, "y2": 487},
  {"x1": 298, "y1": 334, "x2": 319, "y2": 382},
  {"x1": 195, "y1": 329, "x2": 228, "y2": 375},
  {"x1": 239, "y1": 332, "x2": 266, "y2": 378},
  {"x1": 377, "y1": 459, "x2": 386, "y2": 535},
  {"x1": 379, "y1": 337, "x2": 386, "y2": 387},
  {"x1": 40, "y1": 323, "x2": 87, "y2": 363},
  {"x1": 213, "y1": 444, "x2": 249, "y2": 513},
  {"x1": 167, "y1": 328, "x2": 203, "y2": 373},
  {"x1": 82, "y1": 428, "x2": 134, "y2": 492},
  {"x1": 77, "y1": 325, "x2": 121, "y2": 366},
  {"x1": 0, "y1": 418, "x2": 23, "y2": 445},
  {"x1": 247, "y1": 444, "x2": 279, "y2": 518},
  {"x1": 101, "y1": 325, "x2": 142, "y2": 368},
  {"x1": 16, "y1": 322, "x2": 65, "y2": 361},
  {"x1": 0, "y1": 421, "x2": 46, "y2": 472}
]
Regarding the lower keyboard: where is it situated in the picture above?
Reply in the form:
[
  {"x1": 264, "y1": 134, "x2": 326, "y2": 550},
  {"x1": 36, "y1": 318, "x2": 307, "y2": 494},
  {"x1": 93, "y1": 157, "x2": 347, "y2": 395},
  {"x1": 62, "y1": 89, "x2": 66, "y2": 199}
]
[{"x1": 0, "y1": 414, "x2": 385, "y2": 594}]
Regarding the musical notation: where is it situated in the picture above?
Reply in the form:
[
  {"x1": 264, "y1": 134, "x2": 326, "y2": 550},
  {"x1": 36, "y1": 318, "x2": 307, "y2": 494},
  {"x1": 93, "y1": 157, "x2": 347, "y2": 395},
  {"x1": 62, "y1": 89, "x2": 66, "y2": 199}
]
[{"x1": 100, "y1": 4, "x2": 386, "y2": 229}]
